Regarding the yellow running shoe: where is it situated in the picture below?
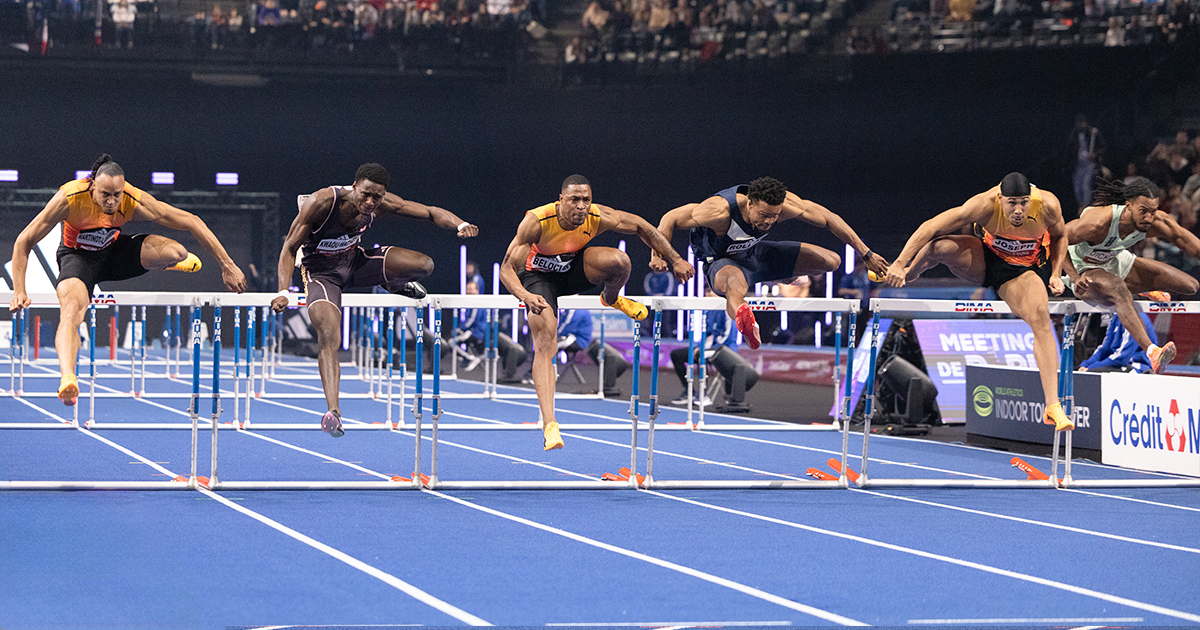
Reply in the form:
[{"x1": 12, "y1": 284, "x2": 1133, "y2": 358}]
[
  {"x1": 58, "y1": 374, "x2": 78, "y2": 406},
  {"x1": 1044, "y1": 402, "x2": 1073, "y2": 432},
  {"x1": 543, "y1": 421, "x2": 565, "y2": 451},
  {"x1": 166, "y1": 253, "x2": 202, "y2": 272},
  {"x1": 1138, "y1": 290, "x2": 1170, "y2": 302},
  {"x1": 600, "y1": 295, "x2": 648, "y2": 321},
  {"x1": 1148, "y1": 342, "x2": 1177, "y2": 375}
]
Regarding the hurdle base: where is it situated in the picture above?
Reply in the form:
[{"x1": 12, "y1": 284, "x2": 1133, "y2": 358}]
[
  {"x1": 1060, "y1": 478, "x2": 1200, "y2": 488},
  {"x1": 208, "y1": 481, "x2": 420, "y2": 490},
  {"x1": 644, "y1": 479, "x2": 844, "y2": 489},
  {"x1": 426, "y1": 480, "x2": 628, "y2": 490},
  {"x1": 857, "y1": 478, "x2": 1058, "y2": 489},
  {"x1": 0, "y1": 481, "x2": 194, "y2": 490}
]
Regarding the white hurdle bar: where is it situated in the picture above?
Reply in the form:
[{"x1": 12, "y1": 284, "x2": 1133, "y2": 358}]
[
  {"x1": 857, "y1": 297, "x2": 1200, "y2": 489},
  {"x1": 639, "y1": 296, "x2": 858, "y2": 489},
  {"x1": 0, "y1": 292, "x2": 218, "y2": 490}
]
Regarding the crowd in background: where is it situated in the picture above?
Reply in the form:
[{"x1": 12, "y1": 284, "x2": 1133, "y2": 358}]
[
  {"x1": 871, "y1": 0, "x2": 1200, "y2": 52},
  {"x1": 1, "y1": 0, "x2": 542, "y2": 62}
]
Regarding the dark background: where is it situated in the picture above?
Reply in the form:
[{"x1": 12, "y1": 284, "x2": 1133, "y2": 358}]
[{"x1": 3, "y1": 44, "x2": 1196, "y2": 295}]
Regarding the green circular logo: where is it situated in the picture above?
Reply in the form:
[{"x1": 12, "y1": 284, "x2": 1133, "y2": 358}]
[{"x1": 973, "y1": 385, "x2": 994, "y2": 417}]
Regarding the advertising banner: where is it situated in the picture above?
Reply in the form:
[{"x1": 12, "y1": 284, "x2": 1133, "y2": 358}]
[
  {"x1": 913, "y1": 319, "x2": 1059, "y2": 424},
  {"x1": 965, "y1": 365, "x2": 1101, "y2": 450},
  {"x1": 1101, "y1": 372, "x2": 1200, "y2": 476}
]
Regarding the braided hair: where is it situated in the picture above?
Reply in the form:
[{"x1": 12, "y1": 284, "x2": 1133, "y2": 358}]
[
  {"x1": 1091, "y1": 176, "x2": 1160, "y2": 207},
  {"x1": 87, "y1": 154, "x2": 124, "y2": 182}
]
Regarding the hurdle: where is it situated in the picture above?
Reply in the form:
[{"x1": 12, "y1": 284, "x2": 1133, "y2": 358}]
[
  {"x1": 856, "y1": 297, "x2": 1200, "y2": 489},
  {"x1": 638, "y1": 296, "x2": 858, "y2": 489},
  {"x1": 0, "y1": 293, "x2": 219, "y2": 490}
]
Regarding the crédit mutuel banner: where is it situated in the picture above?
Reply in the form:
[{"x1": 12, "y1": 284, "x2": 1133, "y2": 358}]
[{"x1": 1102, "y1": 372, "x2": 1200, "y2": 476}]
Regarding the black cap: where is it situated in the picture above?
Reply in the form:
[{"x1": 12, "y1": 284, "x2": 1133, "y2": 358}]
[{"x1": 1000, "y1": 172, "x2": 1031, "y2": 197}]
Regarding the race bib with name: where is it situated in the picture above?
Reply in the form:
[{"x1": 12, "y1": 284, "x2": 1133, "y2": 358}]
[
  {"x1": 530, "y1": 252, "x2": 575, "y2": 273},
  {"x1": 74, "y1": 227, "x2": 120, "y2": 251},
  {"x1": 316, "y1": 234, "x2": 361, "y2": 255}
]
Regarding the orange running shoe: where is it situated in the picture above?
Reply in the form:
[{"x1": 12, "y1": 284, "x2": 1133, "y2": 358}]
[
  {"x1": 735, "y1": 303, "x2": 761, "y2": 349},
  {"x1": 600, "y1": 295, "x2": 648, "y2": 321},
  {"x1": 543, "y1": 421, "x2": 565, "y2": 451},
  {"x1": 1138, "y1": 290, "x2": 1171, "y2": 302},
  {"x1": 58, "y1": 374, "x2": 78, "y2": 406},
  {"x1": 166, "y1": 252, "x2": 202, "y2": 272},
  {"x1": 1148, "y1": 342, "x2": 1177, "y2": 375},
  {"x1": 1044, "y1": 402, "x2": 1073, "y2": 432}
]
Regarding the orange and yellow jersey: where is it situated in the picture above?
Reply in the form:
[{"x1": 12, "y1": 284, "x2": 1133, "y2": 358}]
[
  {"x1": 977, "y1": 185, "x2": 1050, "y2": 266},
  {"x1": 523, "y1": 201, "x2": 601, "y2": 273},
  {"x1": 58, "y1": 178, "x2": 144, "y2": 251}
]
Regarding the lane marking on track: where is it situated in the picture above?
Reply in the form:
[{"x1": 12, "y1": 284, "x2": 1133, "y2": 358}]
[
  {"x1": 197, "y1": 486, "x2": 491, "y2": 626},
  {"x1": 424, "y1": 489, "x2": 866, "y2": 626},
  {"x1": 851, "y1": 488, "x2": 1200, "y2": 554},
  {"x1": 908, "y1": 617, "x2": 1142, "y2": 624},
  {"x1": 640, "y1": 490, "x2": 1200, "y2": 624}
]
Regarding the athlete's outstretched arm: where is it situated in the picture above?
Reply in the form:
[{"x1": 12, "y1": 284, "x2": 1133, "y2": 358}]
[
  {"x1": 785, "y1": 193, "x2": 890, "y2": 277},
  {"x1": 499, "y1": 214, "x2": 551, "y2": 315},
  {"x1": 1065, "y1": 206, "x2": 1114, "y2": 246},
  {"x1": 133, "y1": 192, "x2": 247, "y2": 292},
  {"x1": 8, "y1": 190, "x2": 70, "y2": 312},
  {"x1": 600, "y1": 205, "x2": 694, "y2": 284},
  {"x1": 649, "y1": 198, "x2": 726, "y2": 270},
  {"x1": 271, "y1": 190, "x2": 329, "y2": 311},
  {"x1": 381, "y1": 192, "x2": 478, "y2": 237},
  {"x1": 884, "y1": 193, "x2": 991, "y2": 287},
  {"x1": 1041, "y1": 190, "x2": 1067, "y2": 296},
  {"x1": 1148, "y1": 212, "x2": 1200, "y2": 260}
]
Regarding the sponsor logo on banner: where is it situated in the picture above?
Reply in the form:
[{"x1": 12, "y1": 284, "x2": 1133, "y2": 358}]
[
  {"x1": 973, "y1": 385, "x2": 993, "y2": 417},
  {"x1": 745, "y1": 299, "x2": 778, "y2": 311},
  {"x1": 1103, "y1": 373, "x2": 1200, "y2": 476},
  {"x1": 90, "y1": 294, "x2": 117, "y2": 305},
  {"x1": 1149, "y1": 302, "x2": 1189, "y2": 313},
  {"x1": 954, "y1": 302, "x2": 995, "y2": 312}
]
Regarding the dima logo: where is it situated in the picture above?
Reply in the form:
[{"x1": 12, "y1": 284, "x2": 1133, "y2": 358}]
[{"x1": 973, "y1": 385, "x2": 994, "y2": 417}]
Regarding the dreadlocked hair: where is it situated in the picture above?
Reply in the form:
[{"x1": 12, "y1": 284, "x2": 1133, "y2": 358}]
[
  {"x1": 1091, "y1": 176, "x2": 1160, "y2": 207},
  {"x1": 88, "y1": 154, "x2": 124, "y2": 182}
]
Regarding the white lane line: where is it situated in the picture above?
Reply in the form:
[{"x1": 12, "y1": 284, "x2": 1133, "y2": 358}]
[
  {"x1": 698, "y1": 431, "x2": 999, "y2": 479},
  {"x1": 197, "y1": 486, "x2": 491, "y2": 626},
  {"x1": 424, "y1": 489, "x2": 866, "y2": 626},
  {"x1": 641, "y1": 490, "x2": 1200, "y2": 624},
  {"x1": 1060, "y1": 488, "x2": 1200, "y2": 512},
  {"x1": 8, "y1": 395, "x2": 491, "y2": 626},
  {"x1": 547, "y1": 622, "x2": 791, "y2": 627},
  {"x1": 851, "y1": 488, "x2": 1200, "y2": 554},
  {"x1": 908, "y1": 618, "x2": 1142, "y2": 624}
]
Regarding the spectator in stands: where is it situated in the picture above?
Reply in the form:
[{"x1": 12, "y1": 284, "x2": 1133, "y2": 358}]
[
  {"x1": 228, "y1": 6, "x2": 246, "y2": 46},
  {"x1": 1169, "y1": 130, "x2": 1195, "y2": 164},
  {"x1": 112, "y1": 0, "x2": 136, "y2": 48},
  {"x1": 1123, "y1": 161, "x2": 1141, "y2": 185},
  {"x1": 582, "y1": 0, "x2": 610, "y2": 35},
  {"x1": 308, "y1": 0, "x2": 334, "y2": 48},
  {"x1": 210, "y1": 4, "x2": 229, "y2": 49},
  {"x1": 1163, "y1": 182, "x2": 1196, "y2": 231},
  {"x1": 1182, "y1": 160, "x2": 1200, "y2": 206},
  {"x1": 648, "y1": 0, "x2": 672, "y2": 31},
  {"x1": 1104, "y1": 15, "x2": 1124, "y2": 46},
  {"x1": 1079, "y1": 312, "x2": 1156, "y2": 373},
  {"x1": 947, "y1": 0, "x2": 975, "y2": 21},
  {"x1": 1070, "y1": 114, "x2": 1105, "y2": 211}
]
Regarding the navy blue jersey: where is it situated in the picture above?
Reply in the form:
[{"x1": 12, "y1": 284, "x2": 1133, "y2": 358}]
[{"x1": 689, "y1": 185, "x2": 771, "y2": 264}]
